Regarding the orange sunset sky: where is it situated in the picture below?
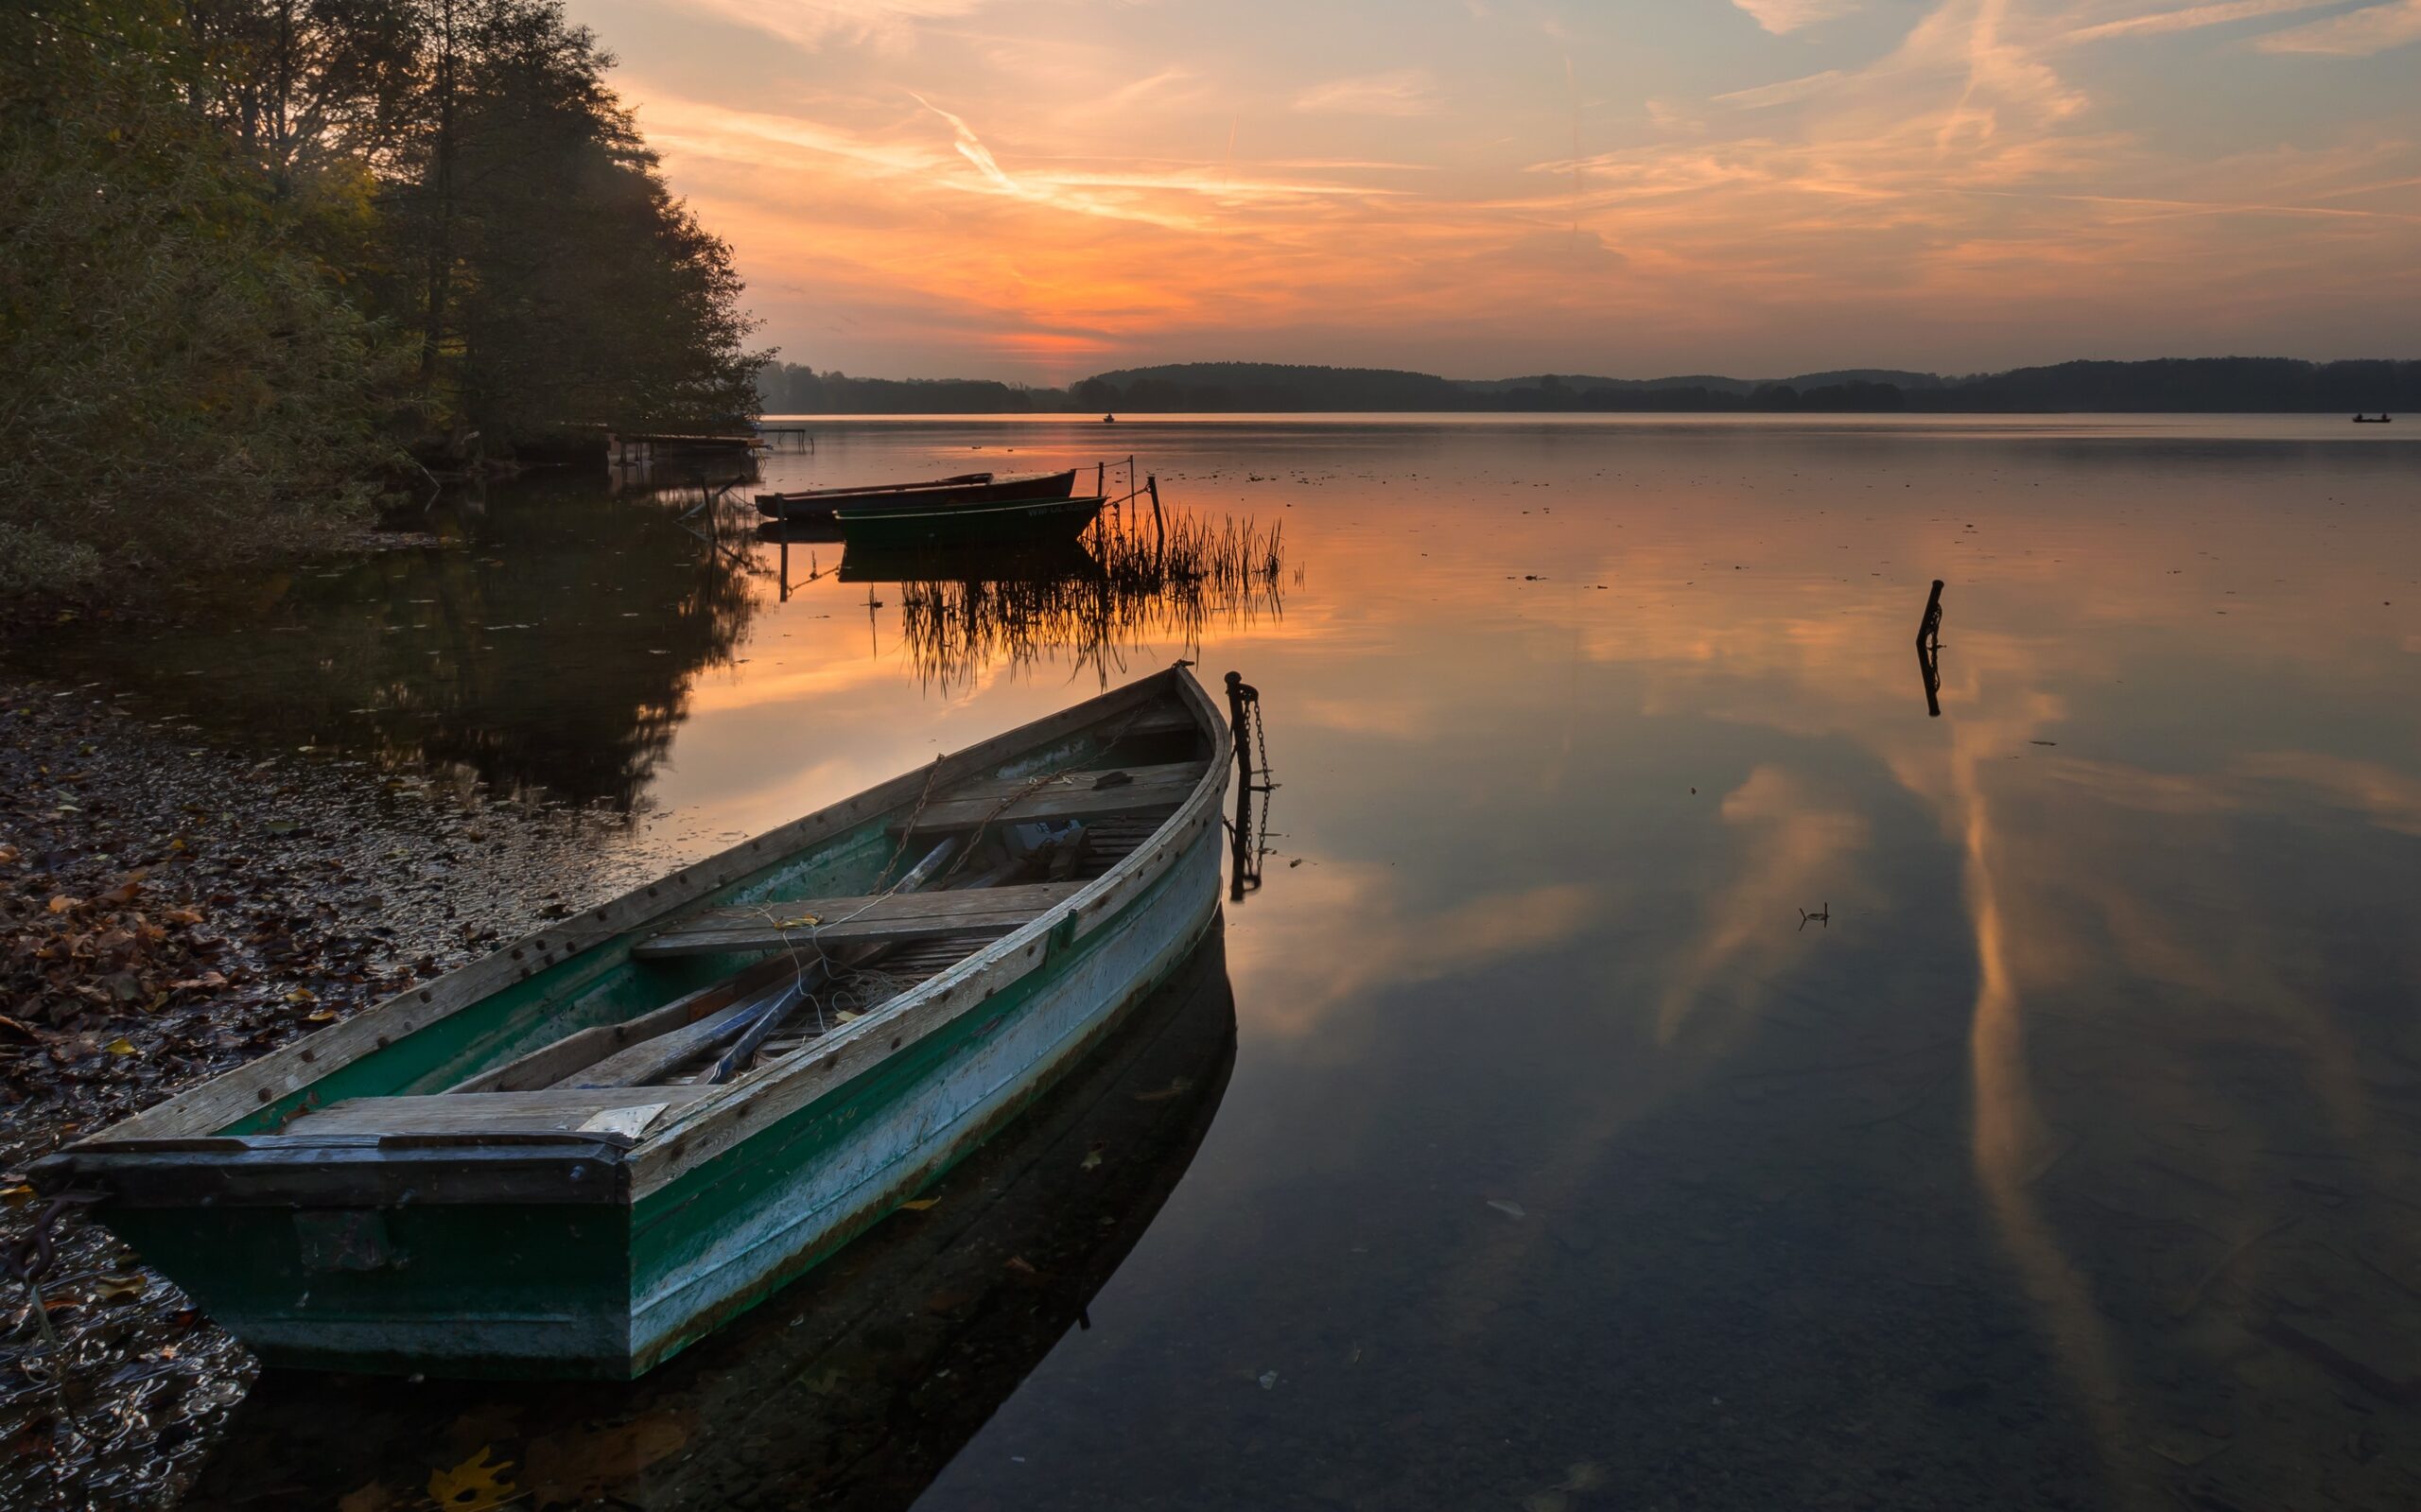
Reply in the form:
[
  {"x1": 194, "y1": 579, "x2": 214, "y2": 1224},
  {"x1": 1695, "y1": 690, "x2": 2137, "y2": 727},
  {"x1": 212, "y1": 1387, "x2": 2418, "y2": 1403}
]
[{"x1": 584, "y1": 0, "x2": 2421, "y2": 381}]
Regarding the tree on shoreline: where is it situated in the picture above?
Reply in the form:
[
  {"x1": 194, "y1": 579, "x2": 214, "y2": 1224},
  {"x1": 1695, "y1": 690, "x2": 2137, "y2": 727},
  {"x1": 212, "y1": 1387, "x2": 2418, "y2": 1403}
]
[
  {"x1": 0, "y1": 0, "x2": 761, "y2": 604},
  {"x1": 0, "y1": 0, "x2": 401, "y2": 601}
]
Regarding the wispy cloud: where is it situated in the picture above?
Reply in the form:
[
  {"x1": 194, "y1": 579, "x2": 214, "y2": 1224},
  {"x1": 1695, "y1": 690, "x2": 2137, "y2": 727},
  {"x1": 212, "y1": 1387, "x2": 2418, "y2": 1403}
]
[
  {"x1": 1712, "y1": 69, "x2": 1850, "y2": 109},
  {"x1": 911, "y1": 93, "x2": 1026, "y2": 196},
  {"x1": 2065, "y1": 0, "x2": 2347, "y2": 44},
  {"x1": 1731, "y1": 0, "x2": 1866, "y2": 33},
  {"x1": 674, "y1": 0, "x2": 991, "y2": 51},
  {"x1": 1292, "y1": 68, "x2": 1438, "y2": 115},
  {"x1": 2258, "y1": 0, "x2": 2421, "y2": 52}
]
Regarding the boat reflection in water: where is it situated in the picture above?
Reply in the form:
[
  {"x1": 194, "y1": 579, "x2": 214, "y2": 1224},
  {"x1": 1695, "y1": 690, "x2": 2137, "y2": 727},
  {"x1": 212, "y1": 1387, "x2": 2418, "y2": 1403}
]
[
  {"x1": 184, "y1": 929, "x2": 1238, "y2": 1510},
  {"x1": 761, "y1": 504, "x2": 1286, "y2": 694}
]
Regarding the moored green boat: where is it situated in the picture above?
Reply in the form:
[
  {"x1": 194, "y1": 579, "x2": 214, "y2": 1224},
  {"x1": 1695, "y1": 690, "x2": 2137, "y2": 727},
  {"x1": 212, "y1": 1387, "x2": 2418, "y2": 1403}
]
[
  {"x1": 832, "y1": 493, "x2": 1106, "y2": 549},
  {"x1": 36, "y1": 668, "x2": 1230, "y2": 1379}
]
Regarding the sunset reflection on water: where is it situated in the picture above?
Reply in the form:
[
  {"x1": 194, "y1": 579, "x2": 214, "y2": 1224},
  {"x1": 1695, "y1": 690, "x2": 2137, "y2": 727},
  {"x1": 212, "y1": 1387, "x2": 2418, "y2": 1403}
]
[{"x1": 28, "y1": 416, "x2": 2421, "y2": 1508}]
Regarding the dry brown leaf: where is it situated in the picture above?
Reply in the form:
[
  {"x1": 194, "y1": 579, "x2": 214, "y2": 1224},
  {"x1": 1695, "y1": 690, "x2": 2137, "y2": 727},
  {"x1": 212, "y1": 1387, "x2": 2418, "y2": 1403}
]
[
  {"x1": 47, "y1": 895, "x2": 82, "y2": 914},
  {"x1": 427, "y1": 1446, "x2": 515, "y2": 1511}
]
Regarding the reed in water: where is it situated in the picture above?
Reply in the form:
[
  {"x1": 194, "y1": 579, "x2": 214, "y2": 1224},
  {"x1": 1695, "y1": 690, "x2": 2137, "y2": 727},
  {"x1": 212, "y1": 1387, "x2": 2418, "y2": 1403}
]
[{"x1": 895, "y1": 507, "x2": 1286, "y2": 693}]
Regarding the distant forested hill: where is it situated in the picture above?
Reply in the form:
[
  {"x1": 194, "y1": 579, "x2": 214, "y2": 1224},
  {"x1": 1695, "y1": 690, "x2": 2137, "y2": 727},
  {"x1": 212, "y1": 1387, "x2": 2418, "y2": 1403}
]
[{"x1": 758, "y1": 356, "x2": 2421, "y2": 415}]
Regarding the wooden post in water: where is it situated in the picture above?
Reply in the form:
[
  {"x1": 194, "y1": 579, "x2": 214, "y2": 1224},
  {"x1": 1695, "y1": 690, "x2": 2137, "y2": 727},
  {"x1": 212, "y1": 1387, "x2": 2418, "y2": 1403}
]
[
  {"x1": 1147, "y1": 475, "x2": 1165, "y2": 568},
  {"x1": 1225, "y1": 669, "x2": 1266, "y2": 902},
  {"x1": 1916, "y1": 579, "x2": 1944, "y2": 650},
  {"x1": 1915, "y1": 580, "x2": 1944, "y2": 718},
  {"x1": 1224, "y1": 671, "x2": 1257, "y2": 789}
]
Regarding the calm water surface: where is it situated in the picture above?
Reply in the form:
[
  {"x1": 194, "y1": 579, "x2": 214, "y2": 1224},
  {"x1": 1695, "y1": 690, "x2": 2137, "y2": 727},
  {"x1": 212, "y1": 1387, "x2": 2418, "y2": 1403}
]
[{"x1": 33, "y1": 416, "x2": 2421, "y2": 1510}]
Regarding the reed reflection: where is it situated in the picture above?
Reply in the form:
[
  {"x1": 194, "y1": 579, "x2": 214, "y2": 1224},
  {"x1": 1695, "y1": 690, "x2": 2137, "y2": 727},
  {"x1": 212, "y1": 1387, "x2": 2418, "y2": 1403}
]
[
  {"x1": 184, "y1": 930, "x2": 1240, "y2": 1512},
  {"x1": 773, "y1": 508, "x2": 1286, "y2": 696}
]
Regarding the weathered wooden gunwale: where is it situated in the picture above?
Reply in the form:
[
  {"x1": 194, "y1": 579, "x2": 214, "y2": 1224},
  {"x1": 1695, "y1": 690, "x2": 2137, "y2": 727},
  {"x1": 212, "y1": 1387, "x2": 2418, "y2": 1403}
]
[{"x1": 281, "y1": 1086, "x2": 714, "y2": 1138}]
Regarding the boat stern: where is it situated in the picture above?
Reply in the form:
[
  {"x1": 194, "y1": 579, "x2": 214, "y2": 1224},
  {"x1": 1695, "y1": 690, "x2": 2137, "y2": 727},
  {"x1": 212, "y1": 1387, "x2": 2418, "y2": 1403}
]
[{"x1": 35, "y1": 1135, "x2": 651, "y2": 1378}]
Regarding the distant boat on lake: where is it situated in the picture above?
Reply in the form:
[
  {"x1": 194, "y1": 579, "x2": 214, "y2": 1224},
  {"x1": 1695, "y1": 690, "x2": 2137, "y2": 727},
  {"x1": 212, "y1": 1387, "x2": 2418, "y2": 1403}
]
[
  {"x1": 833, "y1": 492, "x2": 1107, "y2": 549},
  {"x1": 2352, "y1": 413, "x2": 2394, "y2": 424},
  {"x1": 755, "y1": 468, "x2": 1078, "y2": 523}
]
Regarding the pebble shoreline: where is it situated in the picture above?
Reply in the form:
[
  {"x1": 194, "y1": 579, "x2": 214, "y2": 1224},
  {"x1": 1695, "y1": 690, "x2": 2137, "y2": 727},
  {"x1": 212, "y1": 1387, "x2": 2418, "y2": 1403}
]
[{"x1": 0, "y1": 673, "x2": 679, "y2": 1507}]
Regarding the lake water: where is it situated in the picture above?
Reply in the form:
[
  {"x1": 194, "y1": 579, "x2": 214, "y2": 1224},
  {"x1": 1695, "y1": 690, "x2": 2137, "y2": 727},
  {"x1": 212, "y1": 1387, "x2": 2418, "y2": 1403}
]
[{"x1": 33, "y1": 416, "x2": 2421, "y2": 1509}]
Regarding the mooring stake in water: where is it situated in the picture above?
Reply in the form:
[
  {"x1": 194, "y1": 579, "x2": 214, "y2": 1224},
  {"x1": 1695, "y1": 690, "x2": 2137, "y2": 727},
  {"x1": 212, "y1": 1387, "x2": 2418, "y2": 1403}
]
[
  {"x1": 1916, "y1": 579, "x2": 1945, "y2": 718},
  {"x1": 1224, "y1": 670, "x2": 1278, "y2": 903}
]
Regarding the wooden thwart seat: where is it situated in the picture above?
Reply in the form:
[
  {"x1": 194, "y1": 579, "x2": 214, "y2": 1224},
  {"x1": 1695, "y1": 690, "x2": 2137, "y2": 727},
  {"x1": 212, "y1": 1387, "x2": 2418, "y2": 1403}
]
[
  {"x1": 1098, "y1": 704, "x2": 1197, "y2": 744},
  {"x1": 281, "y1": 1086, "x2": 718, "y2": 1139},
  {"x1": 901, "y1": 761, "x2": 1205, "y2": 834},
  {"x1": 632, "y1": 879, "x2": 1086, "y2": 961}
]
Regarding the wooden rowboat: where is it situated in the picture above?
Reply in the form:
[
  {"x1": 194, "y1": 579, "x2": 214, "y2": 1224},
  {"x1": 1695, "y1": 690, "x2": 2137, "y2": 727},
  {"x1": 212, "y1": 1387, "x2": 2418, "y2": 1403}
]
[
  {"x1": 36, "y1": 669, "x2": 1232, "y2": 1379},
  {"x1": 755, "y1": 469, "x2": 1078, "y2": 523},
  {"x1": 833, "y1": 493, "x2": 1106, "y2": 549}
]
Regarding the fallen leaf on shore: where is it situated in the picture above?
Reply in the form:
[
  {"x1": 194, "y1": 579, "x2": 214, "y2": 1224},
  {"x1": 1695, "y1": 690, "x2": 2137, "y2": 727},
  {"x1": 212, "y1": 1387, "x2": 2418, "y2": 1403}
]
[
  {"x1": 427, "y1": 1447, "x2": 516, "y2": 1511},
  {"x1": 900, "y1": 1197, "x2": 939, "y2": 1211},
  {"x1": 103, "y1": 1037, "x2": 138, "y2": 1056},
  {"x1": 94, "y1": 1274, "x2": 148, "y2": 1301},
  {"x1": 285, "y1": 987, "x2": 318, "y2": 1004},
  {"x1": 48, "y1": 895, "x2": 82, "y2": 914}
]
